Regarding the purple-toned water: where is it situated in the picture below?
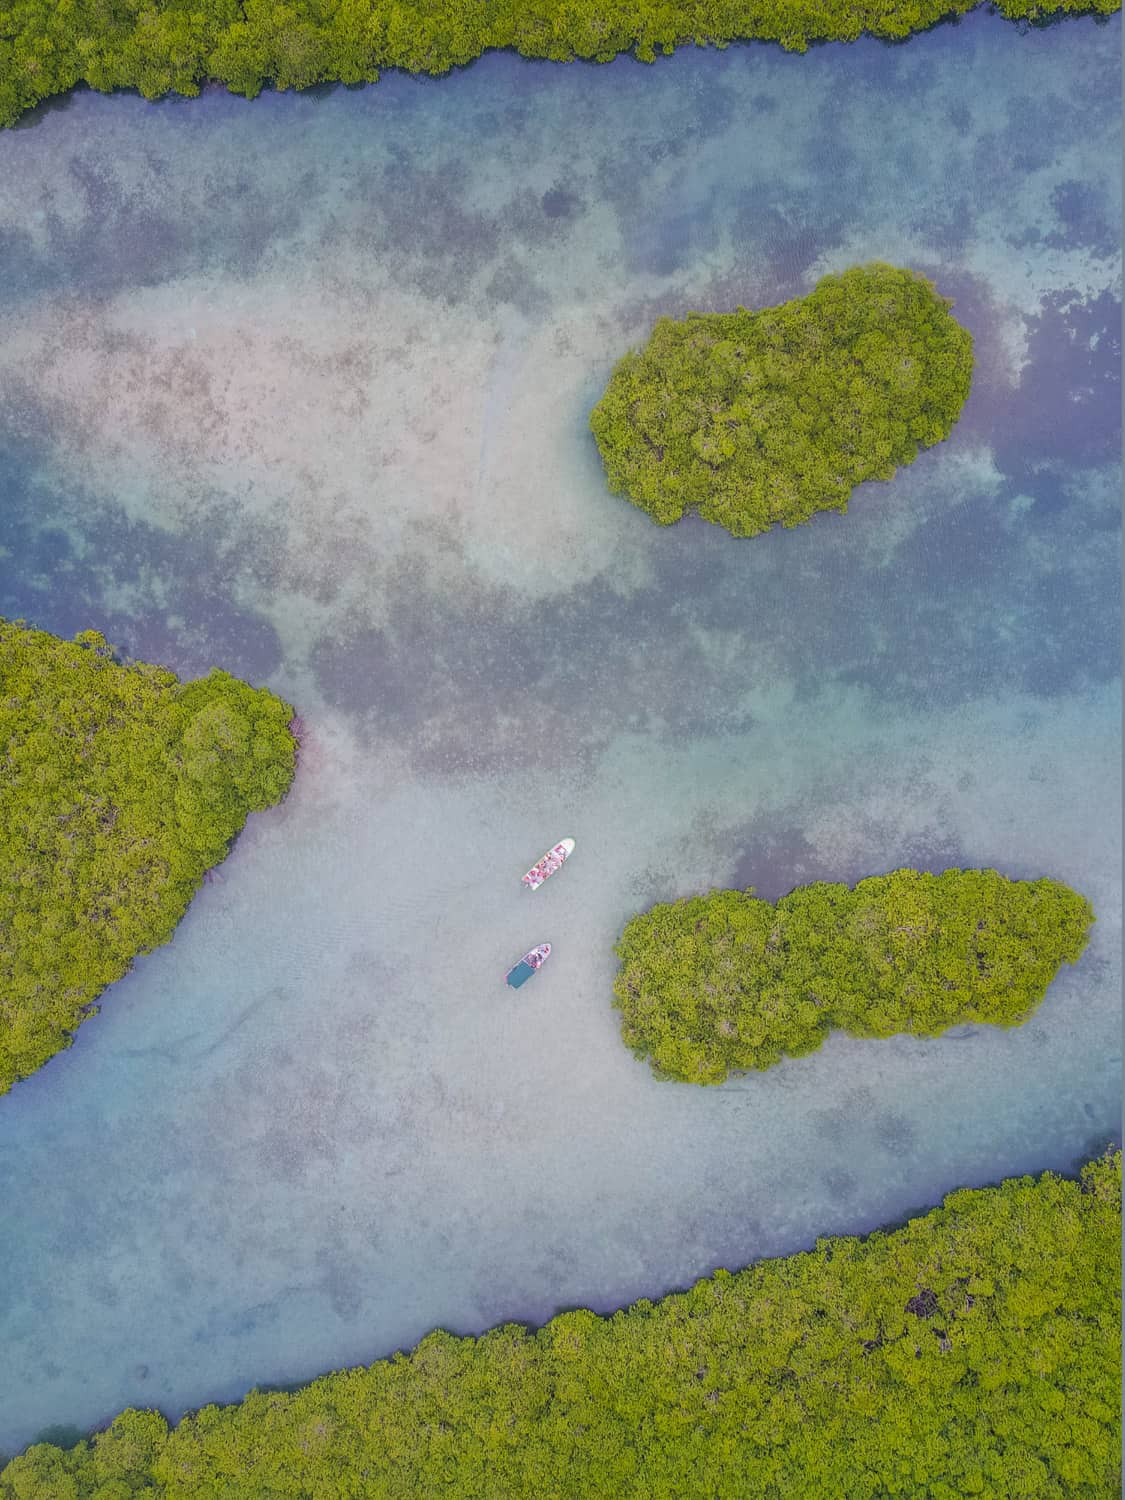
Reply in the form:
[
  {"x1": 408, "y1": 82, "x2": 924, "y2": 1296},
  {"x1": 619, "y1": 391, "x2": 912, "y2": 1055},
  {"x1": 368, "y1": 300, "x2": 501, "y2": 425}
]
[{"x1": 0, "y1": 10, "x2": 1119, "y2": 1455}]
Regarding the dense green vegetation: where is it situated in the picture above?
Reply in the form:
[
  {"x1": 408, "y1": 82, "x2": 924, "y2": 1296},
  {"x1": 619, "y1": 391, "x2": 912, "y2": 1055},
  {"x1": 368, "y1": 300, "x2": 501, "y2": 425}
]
[
  {"x1": 2, "y1": 1151, "x2": 1119, "y2": 1497},
  {"x1": 0, "y1": 619, "x2": 296, "y2": 1094},
  {"x1": 614, "y1": 868, "x2": 1093, "y2": 1083},
  {"x1": 0, "y1": 0, "x2": 1117, "y2": 129},
  {"x1": 590, "y1": 264, "x2": 975, "y2": 537}
]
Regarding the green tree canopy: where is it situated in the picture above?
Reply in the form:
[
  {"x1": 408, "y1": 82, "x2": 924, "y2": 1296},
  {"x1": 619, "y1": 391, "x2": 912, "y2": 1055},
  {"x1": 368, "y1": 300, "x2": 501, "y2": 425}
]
[
  {"x1": 590, "y1": 264, "x2": 975, "y2": 537},
  {"x1": 0, "y1": 619, "x2": 296, "y2": 1094},
  {"x1": 613, "y1": 868, "x2": 1093, "y2": 1083},
  {"x1": 2, "y1": 1152, "x2": 1119, "y2": 1497},
  {"x1": 0, "y1": 0, "x2": 1117, "y2": 130}
]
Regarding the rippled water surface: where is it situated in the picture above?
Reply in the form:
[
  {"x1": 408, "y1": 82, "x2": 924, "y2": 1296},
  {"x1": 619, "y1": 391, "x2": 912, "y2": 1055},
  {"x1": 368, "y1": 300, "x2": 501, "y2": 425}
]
[{"x1": 0, "y1": 12, "x2": 1120, "y2": 1452}]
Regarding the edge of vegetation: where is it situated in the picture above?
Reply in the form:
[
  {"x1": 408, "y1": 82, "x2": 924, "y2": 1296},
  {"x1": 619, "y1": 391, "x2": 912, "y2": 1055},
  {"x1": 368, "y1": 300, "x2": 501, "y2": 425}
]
[
  {"x1": 1, "y1": 1150, "x2": 1119, "y2": 1497},
  {"x1": 590, "y1": 263, "x2": 975, "y2": 537},
  {"x1": 613, "y1": 868, "x2": 1094, "y2": 1082},
  {"x1": 0, "y1": 618, "x2": 297, "y2": 1094},
  {"x1": 0, "y1": 0, "x2": 1118, "y2": 130}
]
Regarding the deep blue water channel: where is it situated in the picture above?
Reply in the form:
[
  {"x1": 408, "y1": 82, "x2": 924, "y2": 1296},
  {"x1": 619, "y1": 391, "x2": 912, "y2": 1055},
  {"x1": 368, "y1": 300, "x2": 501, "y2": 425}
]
[{"x1": 0, "y1": 10, "x2": 1120, "y2": 1452}]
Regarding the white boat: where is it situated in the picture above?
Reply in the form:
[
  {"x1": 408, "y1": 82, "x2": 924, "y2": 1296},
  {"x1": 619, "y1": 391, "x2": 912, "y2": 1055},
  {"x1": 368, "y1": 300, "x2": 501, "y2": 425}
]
[{"x1": 522, "y1": 838, "x2": 575, "y2": 890}]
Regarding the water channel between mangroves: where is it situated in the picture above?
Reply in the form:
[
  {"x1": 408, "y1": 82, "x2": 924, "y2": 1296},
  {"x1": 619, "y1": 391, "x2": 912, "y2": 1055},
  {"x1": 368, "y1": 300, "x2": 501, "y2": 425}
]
[{"x1": 0, "y1": 9, "x2": 1120, "y2": 1454}]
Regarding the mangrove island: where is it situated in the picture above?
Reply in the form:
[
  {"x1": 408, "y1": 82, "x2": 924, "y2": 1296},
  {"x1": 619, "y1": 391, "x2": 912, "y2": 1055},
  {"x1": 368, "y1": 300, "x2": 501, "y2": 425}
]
[
  {"x1": 0, "y1": 619, "x2": 296, "y2": 1094},
  {"x1": 613, "y1": 868, "x2": 1093, "y2": 1083},
  {"x1": 590, "y1": 263, "x2": 974, "y2": 537}
]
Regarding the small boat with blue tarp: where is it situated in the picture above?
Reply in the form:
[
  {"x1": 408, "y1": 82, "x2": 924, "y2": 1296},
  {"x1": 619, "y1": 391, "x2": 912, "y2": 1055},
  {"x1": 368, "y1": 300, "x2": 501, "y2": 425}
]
[{"x1": 506, "y1": 943, "x2": 551, "y2": 988}]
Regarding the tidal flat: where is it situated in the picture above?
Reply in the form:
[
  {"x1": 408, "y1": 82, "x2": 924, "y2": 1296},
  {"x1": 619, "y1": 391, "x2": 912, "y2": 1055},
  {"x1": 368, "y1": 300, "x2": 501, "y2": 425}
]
[{"x1": 0, "y1": 9, "x2": 1120, "y2": 1452}]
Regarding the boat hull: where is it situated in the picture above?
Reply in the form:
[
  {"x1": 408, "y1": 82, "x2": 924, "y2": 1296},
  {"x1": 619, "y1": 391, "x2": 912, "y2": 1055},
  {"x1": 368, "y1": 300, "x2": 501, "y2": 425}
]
[
  {"x1": 522, "y1": 838, "x2": 576, "y2": 889},
  {"x1": 506, "y1": 943, "x2": 551, "y2": 987}
]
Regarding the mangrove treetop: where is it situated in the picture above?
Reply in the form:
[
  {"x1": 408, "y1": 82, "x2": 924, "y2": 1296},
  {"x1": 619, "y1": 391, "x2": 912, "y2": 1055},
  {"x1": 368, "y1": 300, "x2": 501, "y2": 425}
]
[
  {"x1": 613, "y1": 868, "x2": 1093, "y2": 1084},
  {"x1": 0, "y1": 619, "x2": 296, "y2": 1094},
  {"x1": 2, "y1": 1152, "x2": 1118, "y2": 1496},
  {"x1": 590, "y1": 264, "x2": 975, "y2": 537},
  {"x1": 0, "y1": 0, "x2": 1117, "y2": 129}
]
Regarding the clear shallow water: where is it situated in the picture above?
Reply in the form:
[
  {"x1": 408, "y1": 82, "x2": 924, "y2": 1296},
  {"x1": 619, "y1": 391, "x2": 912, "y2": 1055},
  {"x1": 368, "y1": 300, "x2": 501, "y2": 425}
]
[{"x1": 0, "y1": 12, "x2": 1120, "y2": 1453}]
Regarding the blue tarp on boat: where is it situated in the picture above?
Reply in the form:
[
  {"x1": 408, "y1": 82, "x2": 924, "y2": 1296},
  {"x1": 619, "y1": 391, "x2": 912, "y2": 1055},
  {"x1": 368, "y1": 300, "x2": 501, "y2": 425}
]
[{"x1": 506, "y1": 960, "x2": 536, "y2": 988}]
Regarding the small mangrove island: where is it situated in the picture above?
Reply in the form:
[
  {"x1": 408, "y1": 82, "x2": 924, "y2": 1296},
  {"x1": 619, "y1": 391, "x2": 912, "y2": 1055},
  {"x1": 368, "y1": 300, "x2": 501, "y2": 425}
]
[
  {"x1": 2, "y1": 1151, "x2": 1118, "y2": 1497},
  {"x1": 613, "y1": 868, "x2": 1093, "y2": 1083},
  {"x1": 590, "y1": 264, "x2": 974, "y2": 537},
  {"x1": 0, "y1": 0, "x2": 1117, "y2": 129},
  {"x1": 0, "y1": 619, "x2": 296, "y2": 1094}
]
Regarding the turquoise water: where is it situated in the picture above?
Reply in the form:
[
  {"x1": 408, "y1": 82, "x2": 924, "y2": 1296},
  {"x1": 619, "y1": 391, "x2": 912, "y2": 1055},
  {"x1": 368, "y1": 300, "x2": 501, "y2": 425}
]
[{"x1": 0, "y1": 12, "x2": 1120, "y2": 1453}]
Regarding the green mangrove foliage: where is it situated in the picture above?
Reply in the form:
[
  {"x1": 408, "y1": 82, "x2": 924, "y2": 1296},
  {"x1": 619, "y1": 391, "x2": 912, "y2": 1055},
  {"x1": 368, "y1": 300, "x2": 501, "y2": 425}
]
[
  {"x1": 0, "y1": 0, "x2": 1118, "y2": 129},
  {"x1": 613, "y1": 868, "x2": 1093, "y2": 1083},
  {"x1": 590, "y1": 264, "x2": 975, "y2": 537},
  {"x1": 0, "y1": 619, "x2": 296, "y2": 1094},
  {"x1": 2, "y1": 1152, "x2": 1120, "y2": 1497}
]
